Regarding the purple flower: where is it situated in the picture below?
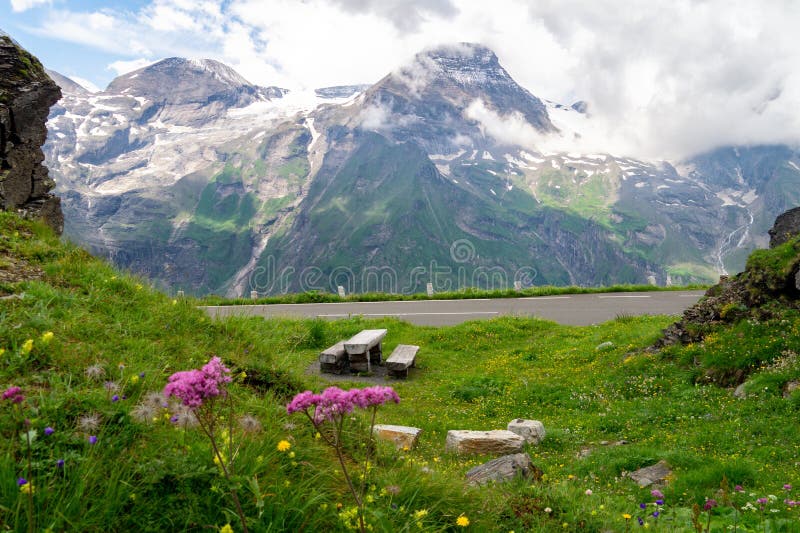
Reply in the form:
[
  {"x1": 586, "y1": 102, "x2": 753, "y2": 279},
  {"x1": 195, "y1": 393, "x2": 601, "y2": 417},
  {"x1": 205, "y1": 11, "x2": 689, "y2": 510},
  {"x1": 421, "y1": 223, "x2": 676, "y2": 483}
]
[
  {"x1": 163, "y1": 356, "x2": 232, "y2": 408},
  {"x1": 639, "y1": 503, "x2": 647, "y2": 510},
  {"x1": 651, "y1": 489, "x2": 664, "y2": 499},
  {"x1": 703, "y1": 499, "x2": 717, "y2": 511},
  {"x1": 652, "y1": 511, "x2": 660, "y2": 518},
  {"x1": 44, "y1": 426, "x2": 55, "y2": 436},
  {"x1": 17, "y1": 477, "x2": 27, "y2": 486},
  {"x1": 757, "y1": 497, "x2": 768, "y2": 505},
  {"x1": 170, "y1": 415, "x2": 179, "y2": 424},
  {"x1": 138, "y1": 372, "x2": 146, "y2": 378},
  {"x1": 286, "y1": 390, "x2": 320, "y2": 414},
  {"x1": 734, "y1": 485, "x2": 744, "y2": 492},
  {"x1": 111, "y1": 395, "x2": 120, "y2": 402},
  {"x1": 655, "y1": 499, "x2": 664, "y2": 506},
  {"x1": 2, "y1": 386, "x2": 24, "y2": 404},
  {"x1": 88, "y1": 435, "x2": 97, "y2": 445},
  {"x1": 637, "y1": 517, "x2": 644, "y2": 526},
  {"x1": 784, "y1": 484, "x2": 793, "y2": 491},
  {"x1": 56, "y1": 459, "x2": 64, "y2": 468}
]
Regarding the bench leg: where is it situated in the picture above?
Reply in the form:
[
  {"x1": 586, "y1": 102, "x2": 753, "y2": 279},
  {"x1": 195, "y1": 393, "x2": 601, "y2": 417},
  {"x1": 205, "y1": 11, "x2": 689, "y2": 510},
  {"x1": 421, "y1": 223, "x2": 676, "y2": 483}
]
[{"x1": 369, "y1": 344, "x2": 382, "y2": 365}]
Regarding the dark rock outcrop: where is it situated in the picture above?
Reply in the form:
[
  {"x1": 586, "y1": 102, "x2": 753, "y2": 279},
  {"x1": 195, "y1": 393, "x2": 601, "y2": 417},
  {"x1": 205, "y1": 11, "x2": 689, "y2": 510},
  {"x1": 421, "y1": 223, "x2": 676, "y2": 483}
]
[
  {"x1": 655, "y1": 208, "x2": 800, "y2": 350},
  {"x1": 0, "y1": 33, "x2": 63, "y2": 233},
  {"x1": 769, "y1": 206, "x2": 800, "y2": 248}
]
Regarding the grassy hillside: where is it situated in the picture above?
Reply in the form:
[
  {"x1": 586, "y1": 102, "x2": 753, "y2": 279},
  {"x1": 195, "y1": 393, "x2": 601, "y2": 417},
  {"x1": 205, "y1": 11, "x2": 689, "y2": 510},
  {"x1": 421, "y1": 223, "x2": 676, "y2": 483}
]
[{"x1": 2, "y1": 211, "x2": 800, "y2": 531}]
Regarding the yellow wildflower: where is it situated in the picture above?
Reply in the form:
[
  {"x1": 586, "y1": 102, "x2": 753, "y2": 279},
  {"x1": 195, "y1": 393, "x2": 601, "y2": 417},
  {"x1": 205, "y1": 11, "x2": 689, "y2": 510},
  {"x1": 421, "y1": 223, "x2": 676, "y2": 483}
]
[
  {"x1": 40, "y1": 331, "x2": 54, "y2": 344},
  {"x1": 413, "y1": 509, "x2": 429, "y2": 520},
  {"x1": 288, "y1": 451, "x2": 295, "y2": 458},
  {"x1": 220, "y1": 524, "x2": 234, "y2": 533},
  {"x1": 19, "y1": 482, "x2": 34, "y2": 495},
  {"x1": 0, "y1": 348, "x2": 4, "y2": 356},
  {"x1": 21, "y1": 339, "x2": 33, "y2": 355},
  {"x1": 623, "y1": 513, "x2": 632, "y2": 520},
  {"x1": 277, "y1": 440, "x2": 291, "y2": 452},
  {"x1": 456, "y1": 515, "x2": 469, "y2": 527}
]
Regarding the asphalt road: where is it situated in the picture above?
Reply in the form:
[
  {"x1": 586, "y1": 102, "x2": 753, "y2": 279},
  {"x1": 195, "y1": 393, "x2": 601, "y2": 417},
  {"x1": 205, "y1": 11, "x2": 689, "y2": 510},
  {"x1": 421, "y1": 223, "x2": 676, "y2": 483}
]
[{"x1": 201, "y1": 290, "x2": 705, "y2": 326}]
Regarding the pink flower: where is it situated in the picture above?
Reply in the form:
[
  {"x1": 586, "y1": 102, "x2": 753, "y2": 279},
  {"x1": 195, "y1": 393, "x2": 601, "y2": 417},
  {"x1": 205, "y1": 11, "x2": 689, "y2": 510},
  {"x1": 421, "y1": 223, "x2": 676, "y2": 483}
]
[
  {"x1": 163, "y1": 357, "x2": 232, "y2": 408},
  {"x1": 585, "y1": 489, "x2": 593, "y2": 496},
  {"x1": 2, "y1": 386, "x2": 24, "y2": 404},
  {"x1": 286, "y1": 390, "x2": 320, "y2": 414},
  {"x1": 651, "y1": 489, "x2": 664, "y2": 499}
]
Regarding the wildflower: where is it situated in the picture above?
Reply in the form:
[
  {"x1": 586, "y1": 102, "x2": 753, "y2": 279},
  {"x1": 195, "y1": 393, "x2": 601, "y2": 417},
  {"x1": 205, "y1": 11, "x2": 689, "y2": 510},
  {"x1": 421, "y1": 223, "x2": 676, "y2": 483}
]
[
  {"x1": 77, "y1": 413, "x2": 101, "y2": 432},
  {"x1": 139, "y1": 372, "x2": 145, "y2": 378},
  {"x1": 169, "y1": 404, "x2": 198, "y2": 428},
  {"x1": 163, "y1": 356, "x2": 232, "y2": 408},
  {"x1": 456, "y1": 515, "x2": 469, "y2": 527},
  {"x1": 19, "y1": 480, "x2": 34, "y2": 495},
  {"x1": 219, "y1": 524, "x2": 234, "y2": 533},
  {"x1": 130, "y1": 374, "x2": 140, "y2": 384},
  {"x1": 104, "y1": 381, "x2": 119, "y2": 392},
  {"x1": 655, "y1": 499, "x2": 664, "y2": 505},
  {"x1": 21, "y1": 339, "x2": 33, "y2": 355},
  {"x1": 413, "y1": 509, "x2": 428, "y2": 520},
  {"x1": 238, "y1": 414, "x2": 262, "y2": 433},
  {"x1": 784, "y1": 484, "x2": 793, "y2": 491},
  {"x1": 385, "y1": 485, "x2": 401, "y2": 495},
  {"x1": 651, "y1": 489, "x2": 664, "y2": 498},
  {"x1": 56, "y1": 459, "x2": 64, "y2": 468},
  {"x1": 585, "y1": 489, "x2": 593, "y2": 496},
  {"x1": 131, "y1": 402, "x2": 158, "y2": 423},
  {"x1": 85, "y1": 364, "x2": 105, "y2": 380},
  {"x1": 757, "y1": 497, "x2": 768, "y2": 505},
  {"x1": 640, "y1": 503, "x2": 647, "y2": 510},
  {"x1": 2, "y1": 386, "x2": 24, "y2": 404},
  {"x1": 44, "y1": 426, "x2": 54, "y2": 436},
  {"x1": 638, "y1": 517, "x2": 644, "y2": 526},
  {"x1": 111, "y1": 395, "x2": 120, "y2": 402},
  {"x1": 623, "y1": 514, "x2": 632, "y2": 520},
  {"x1": 277, "y1": 440, "x2": 291, "y2": 452},
  {"x1": 545, "y1": 507, "x2": 552, "y2": 514},
  {"x1": 704, "y1": 499, "x2": 717, "y2": 511},
  {"x1": 17, "y1": 477, "x2": 27, "y2": 486},
  {"x1": 734, "y1": 485, "x2": 744, "y2": 492},
  {"x1": 652, "y1": 511, "x2": 659, "y2": 518},
  {"x1": 40, "y1": 331, "x2": 54, "y2": 344},
  {"x1": 88, "y1": 435, "x2": 97, "y2": 445}
]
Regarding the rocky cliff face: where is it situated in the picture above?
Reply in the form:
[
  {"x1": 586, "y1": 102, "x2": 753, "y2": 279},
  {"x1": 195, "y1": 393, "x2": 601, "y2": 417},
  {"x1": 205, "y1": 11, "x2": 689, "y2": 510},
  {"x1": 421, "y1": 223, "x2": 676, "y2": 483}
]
[
  {"x1": 0, "y1": 34, "x2": 63, "y2": 233},
  {"x1": 656, "y1": 207, "x2": 800, "y2": 354}
]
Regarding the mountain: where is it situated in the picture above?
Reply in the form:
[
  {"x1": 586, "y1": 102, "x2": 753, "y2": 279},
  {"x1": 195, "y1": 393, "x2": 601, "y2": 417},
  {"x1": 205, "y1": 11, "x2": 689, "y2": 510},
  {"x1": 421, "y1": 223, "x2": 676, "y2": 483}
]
[{"x1": 43, "y1": 44, "x2": 800, "y2": 296}]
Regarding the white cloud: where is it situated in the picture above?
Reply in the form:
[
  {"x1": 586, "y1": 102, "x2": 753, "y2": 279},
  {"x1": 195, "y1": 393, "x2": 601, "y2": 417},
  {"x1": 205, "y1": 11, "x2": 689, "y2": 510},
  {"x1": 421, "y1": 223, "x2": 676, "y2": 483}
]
[
  {"x1": 19, "y1": 0, "x2": 800, "y2": 159},
  {"x1": 10, "y1": 0, "x2": 50, "y2": 13},
  {"x1": 107, "y1": 58, "x2": 158, "y2": 77}
]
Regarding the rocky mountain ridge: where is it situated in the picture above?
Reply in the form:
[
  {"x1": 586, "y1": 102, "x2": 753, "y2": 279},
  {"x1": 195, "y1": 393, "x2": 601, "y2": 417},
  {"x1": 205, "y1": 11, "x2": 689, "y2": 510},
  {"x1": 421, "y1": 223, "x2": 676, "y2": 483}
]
[
  {"x1": 42, "y1": 42, "x2": 800, "y2": 295},
  {"x1": 0, "y1": 33, "x2": 63, "y2": 233}
]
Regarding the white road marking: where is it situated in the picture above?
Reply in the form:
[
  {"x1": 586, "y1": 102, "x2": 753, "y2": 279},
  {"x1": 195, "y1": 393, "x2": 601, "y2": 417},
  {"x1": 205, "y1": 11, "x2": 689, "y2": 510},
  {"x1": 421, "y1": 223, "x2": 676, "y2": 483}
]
[
  {"x1": 316, "y1": 312, "x2": 499, "y2": 317},
  {"x1": 518, "y1": 296, "x2": 572, "y2": 300},
  {"x1": 597, "y1": 295, "x2": 652, "y2": 298}
]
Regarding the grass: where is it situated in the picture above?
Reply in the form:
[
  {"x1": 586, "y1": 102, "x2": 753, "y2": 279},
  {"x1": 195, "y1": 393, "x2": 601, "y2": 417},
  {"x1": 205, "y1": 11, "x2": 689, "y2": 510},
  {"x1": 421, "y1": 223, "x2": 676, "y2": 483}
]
[
  {"x1": 2, "y1": 210, "x2": 800, "y2": 531},
  {"x1": 199, "y1": 283, "x2": 708, "y2": 306}
]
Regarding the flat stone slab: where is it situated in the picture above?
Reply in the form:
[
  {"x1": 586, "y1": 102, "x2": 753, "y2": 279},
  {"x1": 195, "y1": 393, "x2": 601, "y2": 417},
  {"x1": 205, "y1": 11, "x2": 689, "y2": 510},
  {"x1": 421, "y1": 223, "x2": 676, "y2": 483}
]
[
  {"x1": 507, "y1": 419, "x2": 545, "y2": 445},
  {"x1": 344, "y1": 329, "x2": 387, "y2": 354},
  {"x1": 319, "y1": 342, "x2": 347, "y2": 364},
  {"x1": 628, "y1": 460, "x2": 672, "y2": 487},
  {"x1": 445, "y1": 430, "x2": 525, "y2": 455},
  {"x1": 465, "y1": 453, "x2": 543, "y2": 486},
  {"x1": 373, "y1": 424, "x2": 422, "y2": 450}
]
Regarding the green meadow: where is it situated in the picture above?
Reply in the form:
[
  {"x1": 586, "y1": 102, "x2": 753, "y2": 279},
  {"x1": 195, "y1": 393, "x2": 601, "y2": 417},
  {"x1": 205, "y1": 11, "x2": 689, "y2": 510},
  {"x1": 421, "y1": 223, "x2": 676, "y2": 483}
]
[{"x1": 2, "y1": 211, "x2": 800, "y2": 532}]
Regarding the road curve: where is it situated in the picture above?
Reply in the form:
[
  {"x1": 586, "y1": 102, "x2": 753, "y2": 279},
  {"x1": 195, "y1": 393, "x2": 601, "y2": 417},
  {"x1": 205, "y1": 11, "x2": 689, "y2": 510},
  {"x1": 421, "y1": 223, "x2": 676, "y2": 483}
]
[{"x1": 201, "y1": 290, "x2": 704, "y2": 326}]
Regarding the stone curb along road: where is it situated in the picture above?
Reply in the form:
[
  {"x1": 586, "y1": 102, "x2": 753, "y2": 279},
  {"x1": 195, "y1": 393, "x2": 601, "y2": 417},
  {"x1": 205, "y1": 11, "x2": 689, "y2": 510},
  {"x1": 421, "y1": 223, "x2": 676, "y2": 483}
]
[{"x1": 201, "y1": 290, "x2": 705, "y2": 326}]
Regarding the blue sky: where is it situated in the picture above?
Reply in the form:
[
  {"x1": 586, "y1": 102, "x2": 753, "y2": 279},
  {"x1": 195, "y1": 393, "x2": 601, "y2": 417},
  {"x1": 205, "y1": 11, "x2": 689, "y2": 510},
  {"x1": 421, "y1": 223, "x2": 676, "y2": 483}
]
[{"x1": 2, "y1": 0, "x2": 799, "y2": 159}]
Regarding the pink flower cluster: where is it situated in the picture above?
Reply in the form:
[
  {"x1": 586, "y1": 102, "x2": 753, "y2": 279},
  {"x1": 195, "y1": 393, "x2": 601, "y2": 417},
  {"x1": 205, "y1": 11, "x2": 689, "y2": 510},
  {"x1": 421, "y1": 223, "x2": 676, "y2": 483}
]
[
  {"x1": 2, "y1": 386, "x2": 24, "y2": 404},
  {"x1": 163, "y1": 357, "x2": 232, "y2": 408},
  {"x1": 287, "y1": 386, "x2": 400, "y2": 423}
]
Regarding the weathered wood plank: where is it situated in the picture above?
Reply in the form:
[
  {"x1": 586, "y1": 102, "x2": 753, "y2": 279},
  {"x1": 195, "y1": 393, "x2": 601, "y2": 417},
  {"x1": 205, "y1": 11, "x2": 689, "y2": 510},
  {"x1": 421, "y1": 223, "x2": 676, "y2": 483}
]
[
  {"x1": 319, "y1": 341, "x2": 347, "y2": 364},
  {"x1": 344, "y1": 329, "x2": 387, "y2": 354},
  {"x1": 385, "y1": 344, "x2": 418, "y2": 370}
]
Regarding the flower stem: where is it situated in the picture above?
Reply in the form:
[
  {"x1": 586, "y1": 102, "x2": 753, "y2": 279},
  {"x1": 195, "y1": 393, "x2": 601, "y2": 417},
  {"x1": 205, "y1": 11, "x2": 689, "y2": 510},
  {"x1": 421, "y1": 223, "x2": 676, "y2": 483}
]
[
  {"x1": 197, "y1": 414, "x2": 249, "y2": 533},
  {"x1": 24, "y1": 422, "x2": 34, "y2": 533}
]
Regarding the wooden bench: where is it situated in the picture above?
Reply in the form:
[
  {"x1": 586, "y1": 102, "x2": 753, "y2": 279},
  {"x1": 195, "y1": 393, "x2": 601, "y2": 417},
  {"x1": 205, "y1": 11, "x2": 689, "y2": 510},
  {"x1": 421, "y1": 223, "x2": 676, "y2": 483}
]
[
  {"x1": 319, "y1": 341, "x2": 348, "y2": 374},
  {"x1": 344, "y1": 329, "x2": 387, "y2": 373},
  {"x1": 385, "y1": 344, "x2": 419, "y2": 378}
]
